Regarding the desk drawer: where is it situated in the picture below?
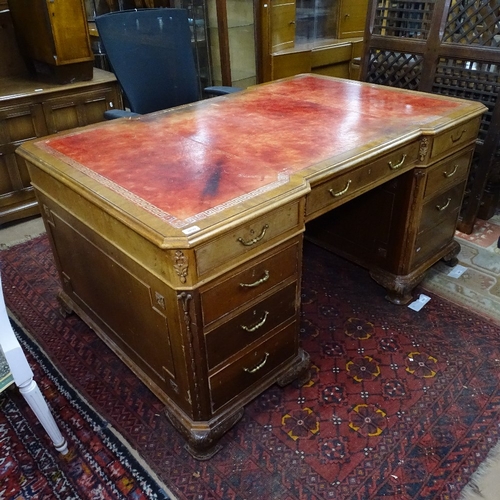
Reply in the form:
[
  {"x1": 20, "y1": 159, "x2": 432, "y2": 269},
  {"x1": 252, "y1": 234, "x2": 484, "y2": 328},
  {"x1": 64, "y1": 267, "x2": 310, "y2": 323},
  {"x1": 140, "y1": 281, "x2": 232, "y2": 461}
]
[
  {"x1": 209, "y1": 321, "x2": 297, "y2": 411},
  {"x1": 201, "y1": 238, "x2": 300, "y2": 327},
  {"x1": 430, "y1": 116, "x2": 481, "y2": 158},
  {"x1": 424, "y1": 149, "x2": 472, "y2": 199},
  {"x1": 205, "y1": 281, "x2": 298, "y2": 370},
  {"x1": 413, "y1": 214, "x2": 459, "y2": 268},
  {"x1": 419, "y1": 181, "x2": 466, "y2": 234},
  {"x1": 306, "y1": 140, "x2": 419, "y2": 218},
  {"x1": 196, "y1": 201, "x2": 302, "y2": 276},
  {"x1": 413, "y1": 181, "x2": 465, "y2": 266}
]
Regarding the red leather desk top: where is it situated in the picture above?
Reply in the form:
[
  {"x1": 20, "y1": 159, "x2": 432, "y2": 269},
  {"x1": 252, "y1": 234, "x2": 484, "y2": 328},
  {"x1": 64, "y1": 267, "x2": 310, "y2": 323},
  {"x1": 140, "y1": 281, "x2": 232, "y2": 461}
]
[{"x1": 37, "y1": 74, "x2": 470, "y2": 229}]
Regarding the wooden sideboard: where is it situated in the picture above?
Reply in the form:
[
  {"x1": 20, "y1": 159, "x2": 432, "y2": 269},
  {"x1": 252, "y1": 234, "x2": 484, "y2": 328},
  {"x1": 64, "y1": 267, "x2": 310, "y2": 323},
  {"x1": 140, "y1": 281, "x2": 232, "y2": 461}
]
[
  {"x1": 16, "y1": 75, "x2": 485, "y2": 459},
  {"x1": 0, "y1": 68, "x2": 123, "y2": 225}
]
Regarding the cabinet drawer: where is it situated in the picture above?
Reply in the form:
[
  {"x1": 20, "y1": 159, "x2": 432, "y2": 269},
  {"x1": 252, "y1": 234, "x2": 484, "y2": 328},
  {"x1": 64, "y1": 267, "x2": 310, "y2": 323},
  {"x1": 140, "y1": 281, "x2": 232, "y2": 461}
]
[
  {"x1": 430, "y1": 116, "x2": 481, "y2": 158},
  {"x1": 306, "y1": 140, "x2": 419, "y2": 218},
  {"x1": 42, "y1": 87, "x2": 120, "y2": 134},
  {"x1": 209, "y1": 321, "x2": 297, "y2": 411},
  {"x1": 196, "y1": 201, "x2": 302, "y2": 276},
  {"x1": 205, "y1": 281, "x2": 298, "y2": 370},
  {"x1": 201, "y1": 238, "x2": 300, "y2": 327},
  {"x1": 424, "y1": 148, "x2": 472, "y2": 199}
]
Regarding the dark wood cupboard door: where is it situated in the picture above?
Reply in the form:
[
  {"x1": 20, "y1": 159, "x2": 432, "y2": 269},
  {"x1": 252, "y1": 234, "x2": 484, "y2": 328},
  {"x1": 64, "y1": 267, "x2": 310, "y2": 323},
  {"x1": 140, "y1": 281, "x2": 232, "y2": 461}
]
[
  {"x1": 0, "y1": 102, "x2": 47, "y2": 224},
  {"x1": 0, "y1": 69, "x2": 123, "y2": 225}
]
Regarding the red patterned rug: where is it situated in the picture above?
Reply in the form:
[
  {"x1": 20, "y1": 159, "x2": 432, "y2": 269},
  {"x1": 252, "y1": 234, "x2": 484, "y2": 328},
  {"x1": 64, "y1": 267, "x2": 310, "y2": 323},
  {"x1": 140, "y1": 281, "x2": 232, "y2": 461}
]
[
  {"x1": 1, "y1": 234, "x2": 500, "y2": 499},
  {"x1": 0, "y1": 318, "x2": 170, "y2": 499}
]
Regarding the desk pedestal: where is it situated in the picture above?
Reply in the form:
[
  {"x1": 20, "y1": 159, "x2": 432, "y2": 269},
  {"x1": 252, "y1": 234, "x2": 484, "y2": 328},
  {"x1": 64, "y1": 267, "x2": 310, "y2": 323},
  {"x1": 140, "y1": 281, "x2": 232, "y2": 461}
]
[{"x1": 307, "y1": 159, "x2": 468, "y2": 304}]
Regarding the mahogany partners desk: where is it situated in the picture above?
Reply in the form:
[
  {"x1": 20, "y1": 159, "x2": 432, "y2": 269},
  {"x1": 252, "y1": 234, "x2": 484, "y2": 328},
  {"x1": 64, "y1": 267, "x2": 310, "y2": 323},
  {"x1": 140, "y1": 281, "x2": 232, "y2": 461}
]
[{"x1": 17, "y1": 75, "x2": 485, "y2": 459}]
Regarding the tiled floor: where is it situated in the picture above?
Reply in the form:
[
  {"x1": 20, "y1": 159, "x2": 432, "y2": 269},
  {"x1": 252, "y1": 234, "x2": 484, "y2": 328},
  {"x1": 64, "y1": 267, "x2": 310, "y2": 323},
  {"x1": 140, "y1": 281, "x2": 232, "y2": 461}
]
[{"x1": 0, "y1": 216, "x2": 46, "y2": 249}]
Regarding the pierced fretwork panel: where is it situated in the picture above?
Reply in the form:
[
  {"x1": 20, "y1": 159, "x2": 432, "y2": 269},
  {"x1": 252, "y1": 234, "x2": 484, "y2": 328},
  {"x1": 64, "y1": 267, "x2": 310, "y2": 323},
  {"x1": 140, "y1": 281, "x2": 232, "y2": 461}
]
[
  {"x1": 432, "y1": 58, "x2": 500, "y2": 142},
  {"x1": 373, "y1": 0, "x2": 436, "y2": 38},
  {"x1": 365, "y1": 49, "x2": 423, "y2": 89},
  {"x1": 443, "y1": 0, "x2": 500, "y2": 47}
]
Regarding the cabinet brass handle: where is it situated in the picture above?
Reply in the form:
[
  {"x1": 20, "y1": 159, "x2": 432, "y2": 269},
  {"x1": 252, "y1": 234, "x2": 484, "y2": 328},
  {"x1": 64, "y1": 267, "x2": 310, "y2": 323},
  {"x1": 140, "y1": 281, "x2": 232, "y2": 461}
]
[
  {"x1": 241, "y1": 311, "x2": 269, "y2": 332},
  {"x1": 329, "y1": 179, "x2": 351, "y2": 197},
  {"x1": 240, "y1": 270, "x2": 270, "y2": 288},
  {"x1": 443, "y1": 164, "x2": 458, "y2": 178},
  {"x1": 436, "y1": 197, "x2": 452, "y2": 211},
  {"x1": 451, "y1": 129, "x2": 466, "y2": 143},
  {"x1": 243, "y1": 352, "x2": 269, "y2": 373},
  {"x1": 388, "y1": 154, "x2": 407, "y2": 170},
  {"x1": 237, "y1": 224, "x2": 269, "y2": 246}
]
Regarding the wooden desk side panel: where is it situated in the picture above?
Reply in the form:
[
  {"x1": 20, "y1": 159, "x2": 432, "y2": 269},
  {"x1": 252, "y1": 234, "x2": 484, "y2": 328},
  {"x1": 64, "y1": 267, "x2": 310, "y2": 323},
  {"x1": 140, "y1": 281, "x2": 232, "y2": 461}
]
[
  {"x1": 25, "y1": 165, "x2": 183, "y2": 283},
  {"x1": 28, "y1": 172, "x2": 199, "y2": 417}
]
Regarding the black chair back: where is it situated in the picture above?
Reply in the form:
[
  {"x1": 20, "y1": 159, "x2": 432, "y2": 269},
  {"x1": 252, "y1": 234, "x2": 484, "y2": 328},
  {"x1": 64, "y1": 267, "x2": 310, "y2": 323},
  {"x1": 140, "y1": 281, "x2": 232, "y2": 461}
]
[{"x1": 95, "y1": 8, "x2": 200, "y2": 114}]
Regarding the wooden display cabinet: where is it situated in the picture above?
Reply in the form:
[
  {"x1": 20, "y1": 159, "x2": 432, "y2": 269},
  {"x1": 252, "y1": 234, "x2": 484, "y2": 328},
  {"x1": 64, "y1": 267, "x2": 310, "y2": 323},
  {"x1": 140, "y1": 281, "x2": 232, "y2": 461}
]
[
  {"x1": 261, "y1": 0, "x2": 369, "y2": 82},
  {"x1": 8, "y1": 0, "x2": 94, "y2": 84}
]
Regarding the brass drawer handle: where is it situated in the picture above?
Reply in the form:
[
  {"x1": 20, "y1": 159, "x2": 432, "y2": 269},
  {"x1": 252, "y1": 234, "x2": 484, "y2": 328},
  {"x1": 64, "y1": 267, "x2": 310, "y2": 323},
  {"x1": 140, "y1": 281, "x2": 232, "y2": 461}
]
[
  {"x1": 436, "y1": 197, "x2": 452, "y2": 211},
  {"x1": 243, "y1": 352, "x2": 269, "y2": 373},
  {"x1": 388, "y1": 154, "x2": 407, "y2": 170},
  {"x1": 240, "y1": 270, "x2": 270, "y2": 288},
  {"x1": 329, "y1": 179, "x2": 351, "y2": 197},
  {"x1": 451, "y1": 129, "x2": 466, "y2": 143},
  {"x1": 443, "y1": 164, "x2": 458, "y2": 178},
  {"x1": 241, "y1": 310, "x2": 269, "y2": 332},
  {"x1": 237, "y1": 224, "x2": 269, "y2": 246}
]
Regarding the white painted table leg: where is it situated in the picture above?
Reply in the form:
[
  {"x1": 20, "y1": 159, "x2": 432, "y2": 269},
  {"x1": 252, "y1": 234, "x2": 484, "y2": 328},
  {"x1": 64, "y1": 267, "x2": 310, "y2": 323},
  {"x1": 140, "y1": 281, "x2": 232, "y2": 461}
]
[
  {"x1": 18, "y1": 378, "x2": 68, "y2": 455},
  {"x1": 1, "y1": 273, "x2": 68, "y2": 455}
]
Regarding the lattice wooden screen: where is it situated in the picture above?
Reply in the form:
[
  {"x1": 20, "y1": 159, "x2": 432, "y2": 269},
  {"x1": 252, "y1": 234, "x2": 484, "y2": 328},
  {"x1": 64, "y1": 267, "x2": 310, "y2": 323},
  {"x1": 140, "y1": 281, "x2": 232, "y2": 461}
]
[
  {"x1": 362, "y1": 0, "x2": 500, "y2": 233},
  {"x1": 365, "y1": 51, "x2": 423, "y2": 88},
  {"x1": 373, "y1": 0, "x2": 436, "y2": 38},
  {"x1": 444, "y1": 0, "x2": 500, "y2": 46},
  {"x1": 433, "y1": 59, "x2": 499, "y2": 141}
]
